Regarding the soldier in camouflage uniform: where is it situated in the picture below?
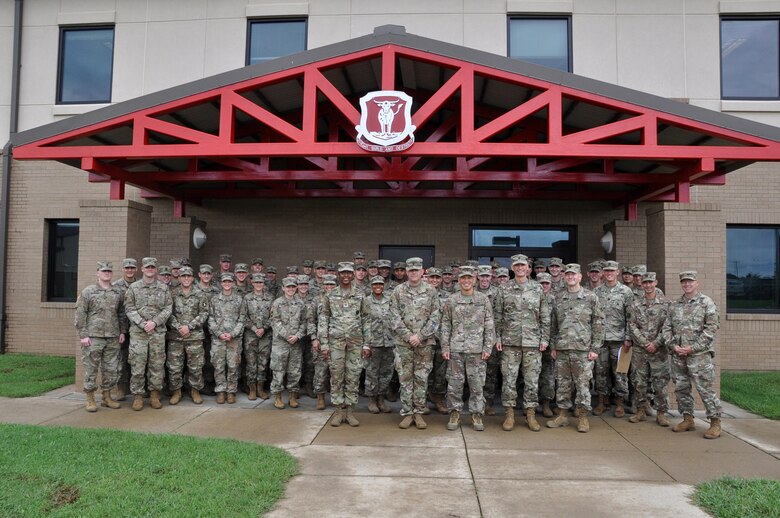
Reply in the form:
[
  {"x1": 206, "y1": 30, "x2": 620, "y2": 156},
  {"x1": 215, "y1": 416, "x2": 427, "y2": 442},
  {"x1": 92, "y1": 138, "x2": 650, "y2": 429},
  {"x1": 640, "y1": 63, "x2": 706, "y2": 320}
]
[
  {"x1": 662, "y1": 271, "x2": 722, "y2": 439},
  {"x1": 367, "y1": 260, "x2": 379, "y2": 279},
  {"x1": 111, "y1": 257, "x2": 137, "y2": 401},
  {"x1": 243, "y1": 273, "x2": 274, "y2": 401},
  {"x1": 390, "y1": 257, "x2": 442, "y2": 430},
  {"x1": 496, "y1": 267, "x2": 509, "y2": 286},
  {"x1": 234, "y1": 263, "x2": 250, "y2": 295},
  {"x1": 319, "y1": 262, "x2": 370, "y2": 427},
  {"x1": 196, "y1": 264, "x2": 219, "y2": 395},
  {"x1": 158, "y1": 266, "x2": 173, "y2": 286},
  {"x1": 441, "y1": 266, "x2": 457, "y2": 294},
  {"x1": 124, "y1": 257, "x2": 173, "y2": 411},
  {"x1": 219, "y1": 254, "x2": 232, "y2": 275},
  {"x1": 587, "y1": 261, "x2": 603, "y2": 291},
  {"x1": 627, "y1": 272, "x2": 672, "y2": 426},
  {"x1": 536, "y1": 272, "x2": 557, "y2": 417},
  {"x1": 621, "y1": 266, "x2": 634, "y2": 289},
  {"x1": 546, "y1": 264, "x2": 605, "y2": 433},
  {"x1": 388, "y1": 261, "x2": 407, "y2": 291},
  {"x1": 302, "y1": 259, "x2": 314, "y2": 277},
  {"x1": 441, "y1": 266, "x2": 495, "y2": 432},
  {"x1": 593, "y1": 260, "x2": 634, "y2": 417},
  {"x1": 166, "y1": 266, "x2": 209, "y2": 405},
  {"x1": 297, "y1": 274, "x2": 317, "y2": 398},
  {"x1": 426, "y1": 267, "x2": 449, "y2": 414},
  {"x1": 270, "y1": 277, "x2": 306, "y2": 409},
  {"x1": 75, "y1": 261, "x2": 128, "y2": 412},
  {"x1": 477, "y1": 265, "x2": 501, "y2": 416},
  {"x1": 266, "y1": 266, "x2": 281, "y2": 299},
  {"x1": 250, "y1": 257, "x2": 264, "y2": 274},
  {"x1": 548, "y1": 257, "x2": 565, "y2": 294},
  {"x1": 377, "y1": 259, "x2": 392, "y2": 284},
  {"x1": 208, "y1": 272, "x2": 247, "y2": 404},
  {"x1": 310, "y1": 274, "x2": 337, "y2": 410},
  {"x1": 310, "y1": 260, "x2": 327, "y2": 298},
  {"x1": 533, "y1": 259, "x2": 547, "y2": 279},
  {"x1": 354, "y1": 264, "x2": 372, "y2": 295},
  {"x1": 169, "y1": 260, "x2": 182, "y2": 288},
  {"x1": 364, "y1": 275, "x2": 395, "y2": 414},
  {"x1": 494, "y1": 254, "x2": 551, "y2": 432}
]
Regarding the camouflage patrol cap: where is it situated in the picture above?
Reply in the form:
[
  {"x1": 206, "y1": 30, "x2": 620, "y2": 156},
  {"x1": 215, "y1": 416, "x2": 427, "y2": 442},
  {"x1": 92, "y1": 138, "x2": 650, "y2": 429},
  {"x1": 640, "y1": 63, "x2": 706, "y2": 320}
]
[
  {"x1": 220, "y1": 272, "x2": 235, "y2": 282},
  {"x1": 323, "y1": 274, "x2": 337, "y2": 285},
  {"x1": 219, "y1": 254, "x2": 232, "y2": 263},
  {"x1": 477, "y1": 265, "x2": 492, "y2": 277},
  {"x1": 282, "y1": 277, "x2": 297, "y2": 287},
  {"x1": 314, "y1": 260, "x2": 327, "y2": 269},
  {"x1": 443, "y1": 266, "x2": 453, "y2": 275},
  {"x1": 588, "y1": 261, "x2": 602, "y2": 272},
  {"x1": 199, "y1": 264, "x2": 213, "y2": 274},
  {"x1": 296, "y1": 274, "x2": 310, "y2": 284},
  {"x1": 406, "y1": 257, "x2": 424, "y2": 271},
  {"x1": 564, "y1": 263, "x2": 582, "y2": 274},
  {"x1": 642, "y1": 272, "x2": 657, "y2": 282},
  {"x1": 234, "y1": 263, "x2": 249, "y2": 273},
  {"x1": 368, "y1": 260, "x2": 378, "y2": 268},
  {"x1": 97, "y1": 261, "x2": 113, "y2": 272},
  {"x1": 679, "y1": 271, "x2": 697, "y2": 281},
  {"x1": 602, "y1": 260, "x2": 619, "y2": 271},
  {"x1": 632, "y1": 264, "x2": 647, "y2": 275},
  {"x1": 549, "y1": 257, "x2": 563, "y2": 268},
  {"x1": 250, "y1": 273, "x2": 266, "y2": 283},
  {"x1": 158, "y1": 266, "x2": 172, "y2": 276},
  {"x1": 621, "y1": 265, "x2": 633, "y2": 274},
  {"x1": 459, "y1": 266, "x2": 476, "y2": 278},
  {"x1": 533, "y1": 260, "x2": 546, "y2": 269},
  {"x1": 266, "y1": 266, "x2": 277, "y2": 274},
  {"x1": 511, "y1": 254, "x2": 529, "y2": 266},
  {"x1": 302, "y1": 259, "x2": 313, "y2": 267},
  {"x1": 537, "y1": 272, "x2": 552, "y2": 283},
  {"x1": 370, "y1": 275, "x2": 385, "y2": 285},
  {"x1": 394, "y1": 261, "x2": 406, "y2": 270},
  {"x1": 122, "y1": 258, "x2": 137, "y2": 268},
  {"x1": 450, "y1": 259, "x2": 462, "y2": 267},
  {"x1": 355, "y1": 263, "x2": 367, "y2": 271},
  {"x1": 142, "y1": 257, "x2": 158, "y2": 268},
  {"x1": 427, "y1": 267, "x2": 442, "y2": 277},
  {"x1": 180, "y1": 257, "x2": 192, "y2": 267},
  {"x1": 169, "y1": 259, "x2": 182, "y2": 269},
  {"x1": 326, "y1": 262, "x2": 337, "y2": 271},
  {"x1": 490, "y1": 261, "x2": 501, "y2": 269},
  {"x1": 286, "y1": 265, "x2": 299, "y2": 275},
  {"x1": 377, "y1": 259, "x2": 392, "y2": 269},
  {"x1": 179, "y1": 266, "x2": 194, "y2": 276},
  {"x1": 496, "y1": 267, "x2": 509, "y2": 278},
  {"x1": 465, "y1": 260, "x2": 480, "y2": 268},
  {"x1": 251, "y1": 257, "x2": 264, "y2": 265},
  {"x1": 338, "y1": 261, "x2": 355, "y2": 272},
  {"x1": 353, "y1": 251, "x2": 365, "y2": 259}
]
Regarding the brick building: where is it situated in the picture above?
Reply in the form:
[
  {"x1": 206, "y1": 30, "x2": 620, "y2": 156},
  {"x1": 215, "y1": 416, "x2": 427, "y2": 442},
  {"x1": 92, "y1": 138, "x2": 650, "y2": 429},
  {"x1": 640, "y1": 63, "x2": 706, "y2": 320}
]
[{"x1": 2, "y1": 1, "x2": 780, "y2": 387}]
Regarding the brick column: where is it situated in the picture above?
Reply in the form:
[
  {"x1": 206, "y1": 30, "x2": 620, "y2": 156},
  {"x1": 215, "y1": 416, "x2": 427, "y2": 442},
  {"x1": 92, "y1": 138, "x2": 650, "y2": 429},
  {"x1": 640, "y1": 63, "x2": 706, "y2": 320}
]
[
  {"x1": 75, "y1": 199, "x2": 152, "y2": 389},
  {"x1": 604, "y1": 219, "x2": 647, "y2": 266},
  {"x1": 150, "y1": 215, "x2": 206, "y2": 267},
  {"x1": 646, "y1": 202, "x2": 725, "y2": 402}
]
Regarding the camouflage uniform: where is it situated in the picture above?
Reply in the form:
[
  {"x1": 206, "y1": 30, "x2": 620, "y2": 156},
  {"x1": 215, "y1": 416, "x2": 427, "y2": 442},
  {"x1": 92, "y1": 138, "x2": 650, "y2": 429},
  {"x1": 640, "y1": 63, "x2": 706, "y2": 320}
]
[
  {"x1": 364, "y1": 290, "x2": 394, "y2": 397},
  {"x1": 110, "y1": 276, "x2": 134, "y2": 391},
  {"x1": 319, "y1": 284, "x2": 369, "y2": 407},
  {"x1": 550, "y1": 287, "x2": 605, "y2": 411},
  {"x1": 441, "y1": 291, "x2": 495, "y2": 415},
  {"x1": 390, "y1": 279, "x2": 441, "y2": 416},
  {"x1": 428, "y1": 287, "x2": 451, "y2": 397},
  {"x1": 243, "y1": 289, "x2": 274, "y2": 387},
  {"x1": 593, "y1": 281, "x2": 633, "y2": 400},
  {"x1": 75, "y1": 282, "x2": 129, "y2": 392},
  {"x1": 208, "y1": 291, "x2": 247, "y2": 394},
  {"x1": 661, "y1": 291, "x2": 721, "y2": 419},
  {"x1": 628, "y1": 293, "x2": 671, "y2": 413},
  {"x1": 494, "y1": 277, "x2": 551, "y2": 410},
  {"x1": 270, "y1": 293, "x2": 306, "y2": 395},
  {"x1": 539, "y1": 289, "x2": 557, "y2": 403},
  {"x1": 477, "y1": 283, "x2": 502, "y2": 403},
  {"x1": 310, "y1": 287, "x2": 331, "y2": 395},
  {"x1": 124, "y1": 279, "x2": 173, "y2": 395},
  {"x1": 167, "y1": 285, "x2": 209, "y2": 391},
  {"x1": 298, "y1": 289, "x2": 318, "y2": 392}
]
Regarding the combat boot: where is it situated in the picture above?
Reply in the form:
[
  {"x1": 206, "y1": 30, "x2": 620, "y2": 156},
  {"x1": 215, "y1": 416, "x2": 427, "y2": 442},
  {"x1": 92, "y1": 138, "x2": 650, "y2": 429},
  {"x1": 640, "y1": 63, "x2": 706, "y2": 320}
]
[
  {"x1": 447, "y1": 410, "x2": 461, "y2": 431},
  {"x1": 216, "y1": 392, "x2": 226, "y2": 405},
  {"x1": 85, "y1": 391, "x2": 98, "y2": 412},
  {"x1": 431, "y1": 394, "x2": 448, "y2": 414},
  {"x1": 399, "y1": 415, "x2": 415, "y2": 429},
  {"x1": 132, "y1": 394, "x2": 144, "y2": 411},
  {"x1": 191, "y1": 388, "x2": 203, "y2": 404},
  {"x1": 704, "y1": 417, "x2": 721, "y2": 439},
  {"x1": 593, "y1": 395, "x2": 607, "y2": 416},
  {"x1": 257, "y1": 383, "x2": 269, "y2": 400},
  {"x1": 386, "y1": 389, "x2": 398, "y2": 402},
  {"x1": 316, "y1": 394, "x2": 326, "y2": 410},
  {"x1": 367, "y1": 396, "x2": 380, "y2": 414},
  {"x1": 526, "y1": 409, "x2": 541, "y2": 432},
  {"x1": 227, "y1": 392, "x2": 236, "y2": 404},
  {"x1": 345, "y1": 406, "x2": 360, "y2": 427},
  {"x1": 329, "y1": 406, "x2": 345, "y2": 427},
  {"x1": 502, "y1": 407, "x2": 515, "y2": 431},
  {"x1": 472, "y1": 414, "x2": 485, "y2": 431},
  {"x1": 629, "y1": 403, "x2": 647, "y2": 423},
  {"x1": 289, "y1": 392, "x2": 299, "y2": 408},
  {"x1": 614, "y1": 397, "x2": 626, "y2": 418},
  {"x1": 150, "y1": 390, "x2": 163, "y2": 409},
  {"x1": 542, "y1": 399, "x2": 554, "y2": 418},
  {"x1": 169, "y1": 388, "x2": 182, "y2": 406},
  {"x1": 248, "y1": 384, "x2": 257, "y2": 401},
  {"x1": 377, "y1": 395, "x2": 391, "y2": 413},
  {"x1": 414, "y1": 414, "x2": 427, "y2": 430},
  {"x1": 656, "y1": 411, "x2": 670, "y2": 427},
  {"x1": 673, "y1": 413, "x2": 696, "y2": 433},
  {"x1": 485, "y1": 398, "x2": 496, "y2": 416},
  {"x1": 546, "y1": 408, "x2": 569, "y2": 428},
  {"x1": 576, "y1": 408, "x2": 590, "y2": 433},
  {"x1": 273, "y1": 393, "x2": 285, "y2": 409},
  {"x1": 113, "y1": 385, "x2": 126, "y2": 401},
  {"x1": 305, "y1": 383, "x2": 315, "y2": 399},
  {"x1": 101, "y1": 389, "x2": 120, "y2": 409}
]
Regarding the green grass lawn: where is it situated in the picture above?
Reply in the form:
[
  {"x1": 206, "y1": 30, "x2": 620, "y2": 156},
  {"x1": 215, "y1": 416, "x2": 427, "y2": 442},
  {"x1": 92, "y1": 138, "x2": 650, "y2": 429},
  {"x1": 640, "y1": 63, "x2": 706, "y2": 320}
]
[
  {"x1": 0, "y1": 353, "x2": 75, "y2": 397},
  {"x1": 721, "y1": 371, "x2": 780, "y2": 420},
  {"x1": 0, "y1": 423, "x2": 297, "y2": 517},
  {"x1": 693, "y1": 476, "x2": 780, "y2": 518}
]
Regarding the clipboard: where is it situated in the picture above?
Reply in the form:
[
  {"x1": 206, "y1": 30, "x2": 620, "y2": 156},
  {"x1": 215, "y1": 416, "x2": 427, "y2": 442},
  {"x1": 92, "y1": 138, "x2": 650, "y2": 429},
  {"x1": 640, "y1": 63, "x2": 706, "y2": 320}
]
[{"x1": 616, "y1": 345, "x2": 633, "y2": 373}]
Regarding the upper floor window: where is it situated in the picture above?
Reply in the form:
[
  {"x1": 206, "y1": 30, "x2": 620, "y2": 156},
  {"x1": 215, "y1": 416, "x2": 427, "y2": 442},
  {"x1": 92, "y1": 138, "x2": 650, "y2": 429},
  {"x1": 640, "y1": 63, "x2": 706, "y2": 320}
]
[
  {"x1": 57, "y1": 26, "x2": 114, "y2": 104},
  {"x1": 721, "y1": 18, "x2": 780, "y2": 99},
  {"x1": 246, "y1": 19, "x2": 307, "y2": 65},
  {"x1": 46, "y1": 220, "x2": 79, "y2": 302},
  {"x1": 727, "y1": 225, "x2": 779, "y2": 313},
  {"x1": 508, "y1": 16, "x2": 572, "y2": 72}
]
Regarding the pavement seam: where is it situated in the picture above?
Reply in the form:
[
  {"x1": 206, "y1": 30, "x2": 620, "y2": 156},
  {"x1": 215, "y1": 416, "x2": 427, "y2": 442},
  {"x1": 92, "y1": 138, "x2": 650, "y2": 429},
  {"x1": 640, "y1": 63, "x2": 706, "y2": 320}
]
[
  {"x1": 169, "y1": 406, "x2": 214, "y2": 433},
  {"x1": 308, "y1": 410, "x2": 335, "y2": 445},
  {"x1": 36, "y1": 404, "x2": 83, "y2": 425},
  {"x1": 461, "y1": 426, "x2": 485, "y2": 518},
  {"x1": 602, "y1": 416, "x2": 678, "y2": 482}
]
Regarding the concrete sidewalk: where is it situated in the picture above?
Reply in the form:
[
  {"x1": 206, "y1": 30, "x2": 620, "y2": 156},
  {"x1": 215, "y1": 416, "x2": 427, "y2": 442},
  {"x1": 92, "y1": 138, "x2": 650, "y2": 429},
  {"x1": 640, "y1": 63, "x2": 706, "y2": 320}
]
[{"x1": 2, "y1": 387, "x2": 779, "y2": 517}]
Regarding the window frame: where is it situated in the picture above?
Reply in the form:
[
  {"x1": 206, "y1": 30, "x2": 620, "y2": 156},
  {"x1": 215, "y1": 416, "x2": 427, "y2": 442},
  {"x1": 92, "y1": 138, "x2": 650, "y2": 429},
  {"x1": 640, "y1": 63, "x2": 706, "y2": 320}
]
[
  {"x1": 720, "y1": 16, "x2": 780, "y2": 101},
  {"x1": 726, "y1": 224, "x2": 780, "y2": 314},
  {"x1": 469, "y1": 224, "x2": 578, "y2": 265},
  {"x1": 56, "y1": 25, "x2": 115, "y2": 105},
  {"x1": 245, "y1": 17, "x2": 308, "y2": 66},
  {"x1": 45, "y1": 219, "x2": 80, "y2": 303},
  {"x1": 507, "y1": 15, "x2": 573, "y2": 73}
]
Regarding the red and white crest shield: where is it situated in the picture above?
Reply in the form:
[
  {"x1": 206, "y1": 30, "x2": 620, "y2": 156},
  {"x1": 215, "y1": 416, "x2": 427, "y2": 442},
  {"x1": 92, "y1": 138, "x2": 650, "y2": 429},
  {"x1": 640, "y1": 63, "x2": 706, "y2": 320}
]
[{"x1": 355, "y1": 91, "x2": 416, "y2": 152}]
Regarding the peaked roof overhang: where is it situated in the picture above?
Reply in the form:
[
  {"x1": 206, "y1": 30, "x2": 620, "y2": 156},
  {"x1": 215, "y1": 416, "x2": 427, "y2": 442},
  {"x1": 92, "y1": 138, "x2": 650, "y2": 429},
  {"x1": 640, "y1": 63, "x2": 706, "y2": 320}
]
[{"x1": 12, "y1": 25, "x2": 780, "y2": 220}]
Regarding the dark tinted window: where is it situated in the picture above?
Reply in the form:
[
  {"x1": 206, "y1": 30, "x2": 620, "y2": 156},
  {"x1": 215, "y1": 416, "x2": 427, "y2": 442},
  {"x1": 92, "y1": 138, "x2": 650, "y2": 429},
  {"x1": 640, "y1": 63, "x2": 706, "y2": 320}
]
[
  {"x1": 727, "y1": 226, "x2": 779, "y2": 312},
  {"x1": 57, "y1": 27, "x2": 114, "y2": 104},
  {"x1": 509, "y1": 17, "x2": 571, "y2": 72},
  {"x1": 247, "y1": 19, "x2": 307, "y2": 65},
  {"x1": 47, "y1": 220, "x2": 80, "y2": 302},
  {"x1": 721, "y1": 18, "x2": 780, "y2": 99}
]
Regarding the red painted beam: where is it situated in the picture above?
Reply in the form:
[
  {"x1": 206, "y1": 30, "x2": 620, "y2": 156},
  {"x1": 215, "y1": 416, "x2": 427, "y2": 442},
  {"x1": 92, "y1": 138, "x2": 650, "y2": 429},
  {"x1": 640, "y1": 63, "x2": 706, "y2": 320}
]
[{"x1": 110, "y1": 179, "x2": 125, "y2": 200}]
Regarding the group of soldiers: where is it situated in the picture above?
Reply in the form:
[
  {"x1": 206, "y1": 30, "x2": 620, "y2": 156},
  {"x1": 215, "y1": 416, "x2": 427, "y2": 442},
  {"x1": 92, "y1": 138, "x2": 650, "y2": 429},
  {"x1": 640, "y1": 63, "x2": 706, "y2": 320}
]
[{"x1": 75, "y1": 251, "x2": 722, "y2": 438}]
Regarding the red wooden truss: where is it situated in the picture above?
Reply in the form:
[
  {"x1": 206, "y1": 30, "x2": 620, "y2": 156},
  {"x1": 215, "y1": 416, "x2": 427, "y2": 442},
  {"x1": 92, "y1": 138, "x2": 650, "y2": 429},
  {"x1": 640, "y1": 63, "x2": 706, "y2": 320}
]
[{"x1": 13, "y1": 40, "x2": 780, "y2": 220}]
